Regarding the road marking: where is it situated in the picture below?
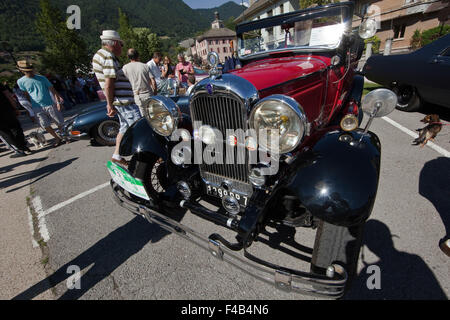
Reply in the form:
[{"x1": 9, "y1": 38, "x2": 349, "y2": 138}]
[
  {"x1": 30, "y1": 182, "x2": 110, "y2": 242},
  {"x1": 382, "y1": 116, "x2": 450, "y2": 158},
  {"x1": 38, "y1": 182, "x2": 110, "y2": 219},
  {"x1": 32, "y1": 196, "x2": 50, "y2": 242},
  {"x1": 27, "y1": 207, "x2": 39, "y2": 248}
]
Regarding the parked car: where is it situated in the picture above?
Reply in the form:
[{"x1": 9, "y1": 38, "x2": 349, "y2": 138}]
[
  {"x1": 364, "y1": 34, "x2": 450, "y2": 111},
  {"x1": 108, "y1": 2, "x2": 397, "y2": 298},
  {"x1": 64, "y1": 96, "x2": 190, "y2": 146},
  {"x1": 64, "y1": 102, "x2": 119, "y2": 146}
]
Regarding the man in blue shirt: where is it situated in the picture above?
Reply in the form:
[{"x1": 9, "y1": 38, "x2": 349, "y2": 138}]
[{"x1": 17, "y1": 60, "x2": 65, "y2": 147}]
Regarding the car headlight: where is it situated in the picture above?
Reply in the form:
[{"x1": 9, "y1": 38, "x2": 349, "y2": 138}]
[
  {"x1": 143, "y1": 96, "x2": 181, "y2": 137},
  {"x1": 249, "y1": 95, "x2": 307, "y2": 154}
]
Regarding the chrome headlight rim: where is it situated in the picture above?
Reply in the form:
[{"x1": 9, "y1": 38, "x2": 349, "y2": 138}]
[
  {"x1": 249, "y1": 94, "x2": 308, "y2": 154},
  {"x1": 143, "y1": 96, "x2": 181, "y2": 137}
]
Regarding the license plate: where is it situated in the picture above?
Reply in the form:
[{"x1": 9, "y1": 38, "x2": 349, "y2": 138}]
[
  {"x1": 107, "y1": 161, "x2": 149, "y2": 200},
  {"x1": 206, "y1": 185, "x2": 249, "y2": 207}
]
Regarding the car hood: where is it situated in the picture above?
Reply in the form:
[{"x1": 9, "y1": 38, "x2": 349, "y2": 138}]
[
  {"x1": 231, "y1": 57, "x2": 327, "y2": 92},
  {"x1": 80, "y1": 102, "x2": 107, "y2": 114}
]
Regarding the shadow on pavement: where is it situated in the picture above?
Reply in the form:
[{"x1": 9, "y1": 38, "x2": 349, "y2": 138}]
[
  {"x1": 0, "y1": 157, "x2": 78, "y2": 193},
  {"x1": 12, "y1": 215, "x2": 177, "y2": 300},
  {"x1": 419, "y1": 102, "x2": 450, "y2": 123},
  {"x1": 0, "y1": 157, "x2": 48, "y2": 174},
  {"x1": 345, "y1": 219, "x2": 447, "y2": 300},
  {"x1": 419, "y1": 157, "x2": 450, "y2": 250}
]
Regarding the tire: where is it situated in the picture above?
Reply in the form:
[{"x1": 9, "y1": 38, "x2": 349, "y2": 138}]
[
  {"x1": 129, "y1": 154, "x2": 169, "y2": 200},
  {"x1": 393, "y1": 85, "x2": 422, "y2": 112},
  {"x1": 93, "y1": 120, "x2": 120, "y2": 146},
  {"x1": 311, "y1": 220, "x2": 365, "y2": 291}
]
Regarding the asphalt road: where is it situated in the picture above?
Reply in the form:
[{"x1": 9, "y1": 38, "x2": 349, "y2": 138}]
[{"x1": 9, "y1": 104, "x2": 450, "y2": 300}]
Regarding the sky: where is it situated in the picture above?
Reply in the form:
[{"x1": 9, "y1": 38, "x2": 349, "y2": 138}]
[{"x1": 183, "y1": 0, "x2": 249, "y2": 9}]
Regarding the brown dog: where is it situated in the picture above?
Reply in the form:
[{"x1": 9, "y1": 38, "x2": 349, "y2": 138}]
[{"x1": 412, "y1": 114, "x2": 442, "y2": 147}]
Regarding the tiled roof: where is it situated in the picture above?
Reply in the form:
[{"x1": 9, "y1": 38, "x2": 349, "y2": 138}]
[{"x1": 197, "y1": 28, "x2": 236, "y2": 41}]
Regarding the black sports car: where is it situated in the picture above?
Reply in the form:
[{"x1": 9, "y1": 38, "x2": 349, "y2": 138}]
[{"x1": 364, "y1": 34, "x2": 450, "y2": 112}]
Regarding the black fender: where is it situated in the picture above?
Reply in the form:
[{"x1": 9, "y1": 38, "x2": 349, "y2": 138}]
[
  {"x1": 348, "y1": 74, "x2": 364, "y2": 105},
  {"x1": 286, "y1": 129, "x2": 381, "y2": 227},
  {"x1": 119, "y1": 118, "x2": 167, "y2": 160}
]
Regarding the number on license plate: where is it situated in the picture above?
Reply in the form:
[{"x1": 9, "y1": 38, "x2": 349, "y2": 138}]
[{"x1": 206, "y1": 185, "x2": 249, "y2": 207}]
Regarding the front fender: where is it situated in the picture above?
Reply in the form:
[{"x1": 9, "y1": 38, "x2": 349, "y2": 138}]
[
  {"x1": 119, "y1": 118, "x2": 167, "y2": 160},
  {"x1": 286, "y1": 129, "x2": 381, "y2": 226}
]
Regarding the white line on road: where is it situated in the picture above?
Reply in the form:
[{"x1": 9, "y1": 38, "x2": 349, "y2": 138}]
[
  {"x1": 382, "y1": 116, "x2": 450, "y2": 158},
  {"x1": 38, "y1": 182, "x2": 110, "y2": 219},
  {"x1": 32, "y1": 196, "x2": 50, "y2": 242},
  {"x1": 27, "y1": 207, "x2": 39, "y2": 248},
  {"x1": 30, "y1": 182, "x2": 109, "y2": 242}
]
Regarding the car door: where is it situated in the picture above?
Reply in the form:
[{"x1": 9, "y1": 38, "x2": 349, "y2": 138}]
[{"x1": 420, "y1": 47, "x2": 450, "y2": 108}]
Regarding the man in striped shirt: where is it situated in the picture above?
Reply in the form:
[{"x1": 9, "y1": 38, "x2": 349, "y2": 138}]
[{"x1": 92, "y1": 30, "x2": 141, "y2": 166}]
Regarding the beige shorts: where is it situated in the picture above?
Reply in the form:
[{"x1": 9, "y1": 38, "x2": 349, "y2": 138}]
[{"x1": 134, "y1": 92, "x2": 153, "y2": 117}]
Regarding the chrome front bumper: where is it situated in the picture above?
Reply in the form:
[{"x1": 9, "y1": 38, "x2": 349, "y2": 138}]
[{"x1": 111, "y1": 180, "x2": 348, "y2": 298}]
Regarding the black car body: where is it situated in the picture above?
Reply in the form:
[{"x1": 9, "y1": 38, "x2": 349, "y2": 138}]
[
  {"x1": 108, "y1": 2, "x2": 397, "y2": 298},
  {"x1": 364, "y1": 34, "x2": 450, "y2": 111}
]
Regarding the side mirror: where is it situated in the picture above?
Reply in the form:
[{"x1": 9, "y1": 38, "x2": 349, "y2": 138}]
[
  {"x1": 358, "y1": 18, "x2": 377, "y2": 39},
  {"x1": 361, "y1": 88, "x2": 397, "y2": 133}
]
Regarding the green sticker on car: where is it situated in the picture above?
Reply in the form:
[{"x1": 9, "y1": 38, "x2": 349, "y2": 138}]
[{"x1": 107, "y1": 161, "x2": 150, "y2": 200}]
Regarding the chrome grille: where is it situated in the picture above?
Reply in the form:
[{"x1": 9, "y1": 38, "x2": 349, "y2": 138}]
[{"x1": 191, "y1": 93, "x2": 250, "y2": 186}]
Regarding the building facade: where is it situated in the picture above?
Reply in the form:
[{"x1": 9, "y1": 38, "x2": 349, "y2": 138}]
[
  {"x1": 353, "y1": 0, "x2": 450, "y2": 54},
  {"x1": 235, "y1": 0, "x2": 449, "y2": 55},
  {"x1": 192, "y1": 12, "x2": 237, "y2": 64}
]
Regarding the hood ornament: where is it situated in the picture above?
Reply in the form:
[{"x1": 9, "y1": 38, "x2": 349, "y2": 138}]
[{"x1": 207, "y1": 51, "x2": 222, "y2": 79}]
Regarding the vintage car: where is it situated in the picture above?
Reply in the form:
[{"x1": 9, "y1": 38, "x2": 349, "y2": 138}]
[
  {"x1": 364, "y1": 33, "x2": 450, "y2": 112},
  {"x1": 64, "y1": 96, "x2": 190, "y2": 146},
  {"x1": 108, "y1": 2, "x2": 397, "y2": 298},
  {"x1": 63, "y1": 102, "x2": 119, "y2": 146}
]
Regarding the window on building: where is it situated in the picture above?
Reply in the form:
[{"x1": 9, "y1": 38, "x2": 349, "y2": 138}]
[
  {"x1": 393, "y1": 24, "x2": 406, "y2": 39},
  {"x1": 267, "y1": 9, "x2": 273, "y2": 17},
  {"x1": 280, "y1": 5, "x2": 284, "y2": 14},
  {"x1": 217, "y1": 48, "x2": 220, "y2": 53},
  {"x1": 223, "y1": 47, "x2": 227, "y2": 53}
]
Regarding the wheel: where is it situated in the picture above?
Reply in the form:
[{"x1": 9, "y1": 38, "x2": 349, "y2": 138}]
[
  {"x1": 311, "y1": 220, "x2": 365, "y2": 291},
  {"x1": 93, "y1": 120, "x2": 120, "y2": 146},
  {"x1": 129, "y1": 154, "x2": 169, "y2": 200},
  {"x1": 393, "y1": 85, "x2": 421, "y2": 112}
]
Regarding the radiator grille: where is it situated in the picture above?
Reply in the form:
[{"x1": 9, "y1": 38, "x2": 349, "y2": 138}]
[{"x1": 191, "y1": 93, "x2": 250, "y2": 185}]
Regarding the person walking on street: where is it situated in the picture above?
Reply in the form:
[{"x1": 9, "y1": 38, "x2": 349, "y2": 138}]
[
  {"x1": 16, "y1": 60, "x2": 66, "y2": 148},
  {"x1": 92, "y1": 30, "x2": 141, "y2": 167},
  {"x1": 0, "y1": 82, "x2": 31, "y2": 157},
  {"x1": 122, "y1": 48, "x2": 157, "y2": 117}
]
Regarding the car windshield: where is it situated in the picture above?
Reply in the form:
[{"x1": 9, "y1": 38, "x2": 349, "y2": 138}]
[{"x1": 237, "y1": 5, "x2": 351, "y2": 59}]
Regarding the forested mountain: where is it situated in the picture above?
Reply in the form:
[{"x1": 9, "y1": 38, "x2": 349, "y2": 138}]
[
  {"x1": 195, "y1": 1, "x2": 245, "y2": 25},
  {"x1": 0, "y1": 0, "x2": 244, "y2": 52}
]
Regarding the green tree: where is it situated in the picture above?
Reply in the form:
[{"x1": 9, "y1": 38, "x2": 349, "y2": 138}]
[
  {"x1": 35, "y1": 0, "x2": 90, "y2": 77},
  {"x1": 299, "y1": 0, "x2": 334, "y2": 9},
  {"x1": 117, "y1": 8, "x2": 161, "y2": 64},
  {"x1": 410, "y1": 29, "x2": 422, "y2": 50},
  {"x1": 224, "y1": 16, "x2": 237, "y2": 31},
  {"x1": 365, "y1": 35, "x2": 380, "y2": 54}
]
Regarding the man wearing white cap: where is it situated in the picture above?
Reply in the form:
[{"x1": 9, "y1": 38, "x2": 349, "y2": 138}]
[{"x1": 92, "y1": 30, "x2": 141, "y2": 166}]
